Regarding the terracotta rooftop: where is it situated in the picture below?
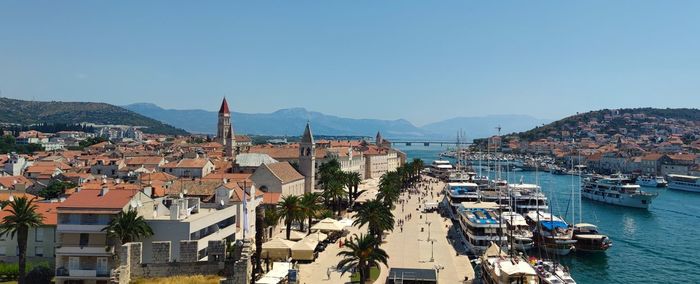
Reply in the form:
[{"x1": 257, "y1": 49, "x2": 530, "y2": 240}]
[
  {"x1": 161, "y1": 158, "x2": 211, "y2": 168},
  {"x1": 264, "y1": 162, "x2": 304, "y2": 183},
  {"x1": 219, "y1": 97, "x2": 230, "y2": 114},
  {"x1": 0, "y1": 201, "x2": 60, "y2": 226},
  {"x1": 58, "y1": 189, "x2": 138, "y2": 210}
]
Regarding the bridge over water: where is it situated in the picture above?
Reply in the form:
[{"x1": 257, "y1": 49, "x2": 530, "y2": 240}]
[{"x1": 389, "y1": 140, "x2": 473, "y2": 146}]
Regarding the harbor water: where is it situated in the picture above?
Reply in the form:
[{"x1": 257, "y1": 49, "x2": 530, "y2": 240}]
[{"x1": 396, "y1": 144, "x2": 700, "y2": 283}]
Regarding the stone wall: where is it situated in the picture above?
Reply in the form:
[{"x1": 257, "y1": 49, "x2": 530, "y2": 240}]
[
  {"x1": 152, "y1": 241, "x2": 171, "y2": 263},
  {"x1": 179, "y1": 240, "x2": 199, "y2": 263}
]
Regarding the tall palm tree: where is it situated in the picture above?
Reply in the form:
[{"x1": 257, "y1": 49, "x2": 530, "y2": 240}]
[
  {"x1": 300, "y1": 192, "x2": 323, "y2": 234},
  {"x1": 412, "y1": 158, "x2": 424, "y2": 178},
  {"x1": 276, "y1": 195, "x2": 304, "y2": 240},
  {"x1": 102, "y1": 209, "x2": 154, "y2": 245},
  {"x1": 378, "y1": 171, "x2": 400, "y2": 206},
  {"x1": 322, "y1": 178, "x2": 347, "y2": 216},
  {"x1": 318, "y1": 159, "x2": 342, "y2": 191},
  {"x1": 345, "y1": 172, "x2": 362, "y2": 204},
  {"x1": 263, "y1": 208, "x2": 280, "y2": 239},
  {"x1": 0, "y1": 197, "x2": 43, "y2": 284},
  {"x1": 353, "y1": 199, "x2": 394, "y2": 239},
  {"x1": 253, "y1": 206, "x2": 265, "y2": 279},
  {"x1": 336, "y1": 234, "x2": 389, "y2": 284}
]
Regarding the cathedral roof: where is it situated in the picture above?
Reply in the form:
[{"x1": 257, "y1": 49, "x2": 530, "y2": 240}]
[{"x1": 219, "y1": 97, "x2": 230, "y2": 114}]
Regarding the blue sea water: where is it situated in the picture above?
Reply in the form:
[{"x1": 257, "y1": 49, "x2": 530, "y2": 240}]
[{"x1": 396, "y1": 144, "x2": 700, "y2": 284}]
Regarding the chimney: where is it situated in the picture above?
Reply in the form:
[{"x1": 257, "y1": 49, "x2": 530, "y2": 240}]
[{"x1": 99, "y1": 186, "x2": 109, "y2": 196}]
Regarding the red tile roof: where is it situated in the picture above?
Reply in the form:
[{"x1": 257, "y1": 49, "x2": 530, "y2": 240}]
[
  {"x1": 219, "y1": 97, "x2": 230, "y2": 114},
  {"x1": 58, "y1": 189, "x2": 138, "y2": 210},
  {"x1": 264, "y1": 162, "x2": 304, "y2": 183},
  {"x1": 0, "y1": 201, "x2": 61, "y2": 226}
]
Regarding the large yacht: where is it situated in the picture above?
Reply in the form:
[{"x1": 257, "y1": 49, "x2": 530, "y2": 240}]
[
  {"x1": 636, "y1": 175, "x2": 668, "y2": 188},
  {"x1": 666, "y1": 174, "x2": 700, "y2": 193},
  {"x1": 456, "y1": 201, "x2": 507, "y2": 255},
  {"x1": 501, "y1": 211, "x2": 534, "y2": 251},
  {"x1": 508, "y1": 183, "x2": 549, "y2": 214},
  {"x1": 430, "y1": 160, "x2": 453, "y2": 179},
  {"x1": 530, "y1": 259, "x2": 576, "y2": 284},
  {"x1": 572, "y1": 223, "x2": 612, "y2": 252},
  {"x1": 480, "y1": 243, "x2": 539, "y2": 284},
  {"x1": 444, "y1": 182, "x2": 480, "y2": 212},
  {"x1": 525, "y1": 211, "x2": 576, "y2": 256},
  {"x1": 581, "y1": 174, "x2": 658, "y2": 209}
]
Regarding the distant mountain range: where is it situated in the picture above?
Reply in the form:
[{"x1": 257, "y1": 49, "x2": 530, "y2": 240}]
[
  {"x1": 124, "y1": 103, "x2": 551, "y2": 140},
  {"x1": 0, "y1": 97, "x2": 187, "y2": 135}
]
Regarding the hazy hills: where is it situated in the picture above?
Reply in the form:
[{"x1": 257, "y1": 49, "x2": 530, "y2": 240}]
[
  {"x1": 124, "y1": 103, "x2": 550, "y2": 139},
  {"x1": 0, "y1": 98, "x2": 187, "y2": 135}
]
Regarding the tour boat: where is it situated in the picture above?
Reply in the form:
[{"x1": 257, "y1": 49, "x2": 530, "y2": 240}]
[
  {"x1": 501, "y1": 212, "x2": 535, "y2": 251},
  {"x1": 636, "y1": 175, "x2": 668, "y2": 188},
  {"x1": 666, "y1": 174, "x2": 700, "y2": 193},
  {"x1": 444, "y1": 182, "x2": 480, "y2": 211},
  {"x1": 480, "y1": 243, "x2": 539, "y2": 284},
  {"x1": 507, "y1": 183, "x2": 549, "y2": 214},
  {"x1": 572, "y1": 223, "x2": 612, "y2": 252},
  {"x1": 456, "y1": 202, "x2": 507, "y2": 255},
  {"x1": 581, "y1": 174, "x2": 658, "y2": 209},
  {"x1": 525, "y1": 211, "x2": 576, "y2": 256}
]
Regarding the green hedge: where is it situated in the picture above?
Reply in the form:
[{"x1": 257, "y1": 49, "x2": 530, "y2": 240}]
[{"x1": 0, "y1": 261, "x2": 51, "y2": 282}]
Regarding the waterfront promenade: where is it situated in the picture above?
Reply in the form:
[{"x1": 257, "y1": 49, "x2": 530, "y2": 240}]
[{"x1": 298, "y1": 176, "x2": 474, "y2": 283}]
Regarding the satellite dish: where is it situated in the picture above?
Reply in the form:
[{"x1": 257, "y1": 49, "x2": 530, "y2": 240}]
[
  {"x1": 179, "y1": 193, "x2": 184, "y2": 199},
  {"x1": 220, "y1": 199, "x2": 225, "y2": 206},
  {"x1": 8, "y1": 194, "x2": 14, "y2": 202}
]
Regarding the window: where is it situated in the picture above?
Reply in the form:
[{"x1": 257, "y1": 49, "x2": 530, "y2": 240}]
[
  {"x1": 35, "y1": 228, "x2": 44, "y2": 242},
  {"x1": 79, "y1": 233, "x2": 89, "y2": 247},
  {"x1": 35, "y1": 246, "x2": 44, "y2": 257}
]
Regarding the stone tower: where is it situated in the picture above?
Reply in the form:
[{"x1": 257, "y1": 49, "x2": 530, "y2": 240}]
[
  {"x1": 299, "y1": 122, "x2": 315, "y2": 193},
  {"x1": 376, "y1": 131, "x2": 383, "y2": 146},
  {"x1": 217, "y1": 97, "x2": 237, "y2": 158}
]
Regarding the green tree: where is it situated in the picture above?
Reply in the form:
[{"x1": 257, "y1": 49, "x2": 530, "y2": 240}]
[
  {"x1": 38, "y1": 180, "x2": 76, "y2": 199},
  {"x1": 101, "y1": 209, "x2": 153, "y2": 245},
  {"x1": 377, "y1": 171, "x2": 400, "y2": 206},
  {"x1": 263, "y1": 209, "x2": 280, "y2": 239},
  {"x1": 0, "y1": 197, "x2": 44, "y2": 284},
  {"x1": 322, "y1": 178, "x2": 347, "y2": 216},
  {"x1": 336, "y1": 234, "x2": 389, "y2": 284},
  {"x1": 300, "y1": 192, "x2": 323, "y2": 234},
  {"x1": 345, "y1": 172, "x2": 362, "y2": 204},
  {"x1": 353, "y1": 199, "x2": 394, "y2": 239},
  {"x1": 276, "y1": 195, "x2": 304, "y2": 240}
]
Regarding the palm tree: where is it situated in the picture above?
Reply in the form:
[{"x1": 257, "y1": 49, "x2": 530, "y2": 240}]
[
  {"x1": 300, "y1": 192, "x2": 323, "y2": 234},
  {"x1": 102, "y1": 209, "x2": 154, "y2": 245},
  {"x1": 318, "y1": 159, "x2": 342, "y2": 191},
  {"x1": 345, "y1": 172, "x2": 362, "y2": 204},
  {"x1": 322, "y1": 178, "x2": 347, "y2": 216},
  {"x1": 353, "y1": 199, "x2": 394, "y2": 239},
  {"x1": 263, "y1": 208, "x2": 280, "y2": 239},
  {"x1": 253, "y1": 206, "x2": 265, "y2": 279},
  {"x1": 336, "y1": 234, "x2": 389, "y2": 284},
  {"x1": 412, "y1": 158, "x2": 424, "y2": 179},
  {"x1": 377, "y1": 171, "x2": 400, "y2": 206},
  {"x1": 0, "y1": 197, "x2": 44, "y2": 284},
  {"x1": 277, "y1": 195, "x2": 304, "y2": 240}
]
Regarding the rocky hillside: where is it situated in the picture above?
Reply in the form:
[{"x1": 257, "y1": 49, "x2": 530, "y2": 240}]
[{"x1": 0, "y1": 97, "x2": 188, "y2": 135}]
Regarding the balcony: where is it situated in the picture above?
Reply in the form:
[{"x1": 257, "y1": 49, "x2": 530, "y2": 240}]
[
  {"x1": 56, "y1": 268, "x2": 110, "y2": 278},
  {"x1": 56, "y1": 244, "x2": 112, "y2": 255},
  {"x1": 57, "y1": 224, "x2": 107, "y2": 233}
]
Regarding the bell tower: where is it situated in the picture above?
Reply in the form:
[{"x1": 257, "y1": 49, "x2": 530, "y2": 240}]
[
  {"x1": 299, "y1": 122, "x2": 315, "y2": 193},
  {"x1": 217, "y1": 97, "x2": 237, "y2": 158}
]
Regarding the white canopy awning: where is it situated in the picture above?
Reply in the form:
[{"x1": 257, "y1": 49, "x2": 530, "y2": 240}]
[{"x1": 311, "y1": 218, "x2": 345, "y2": 232}]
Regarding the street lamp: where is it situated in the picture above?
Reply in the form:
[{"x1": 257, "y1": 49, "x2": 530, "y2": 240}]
[
  {"x1": 429, "y1": 239, "x2": 435, "y2": 262},
  {"x1": 425, "y1": 221, "x2": 432, "y2": 241}
]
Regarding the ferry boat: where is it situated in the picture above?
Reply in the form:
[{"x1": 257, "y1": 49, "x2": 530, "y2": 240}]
[
  {"x1": 444, "y1": 182, "x2": 480, "y2": 211},
  {"x1": 501, "y1": 212, "x2": 534, "y2": 251},
  {"x1": 572, "y1": 223, "x2": 612, "y2": 252},
  {"x1": 636, "y1": 175, "x2": 668, "y2": 188},
  {"x1": 525, "y1": 211, "x2": 576, "y2": 256},
  {"x1": 456, "y1": 201, "x2": 507, "y2": 255},
  {"x1": 581, "y1": 174, "x2": 658, "y2": 209},
  {"x1": 480, "y1": 243, "x2": 539, "y2": 284},
  {"x1": 666, "y1": 174, "x2": 700, "y2": 193},
  {"x1": 430, "y1": 160, "x2": 453, "y2": 179}
]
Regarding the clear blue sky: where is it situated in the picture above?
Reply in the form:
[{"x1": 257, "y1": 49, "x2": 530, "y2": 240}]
[{"x1": 1, "y1": 1, "x2": 699, "y2": 125}]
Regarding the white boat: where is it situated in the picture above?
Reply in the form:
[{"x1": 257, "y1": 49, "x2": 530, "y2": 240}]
[
  {"x1": 444, "y1": 182, "x2": 480, "y2": 211},
  {"x1": 480, "y1": 243, "x2": 539, "y2": 284},
  {"x1": 636, "y1": 175, "x2": 668, "y2": 187},
  {"x1": 581, "y1": 174, "x2": 658, "y2": 209},
  {"x1": 456, "y1": 201, "x2": 507, "y2": 255},
  {"x1": 508, "y1": 183, "x2": 549, "y2": 214},
  {"x1": 501, "y1": 212, "x2": 534, "y2": 251},
  {"x1": 667, "y1": 174, "x2": 700, "y2": 192},
  {"x1": 525, "y1": 211, "x2": 576, "y2": 256},
  {"x1": 531, "y1": 259, "x2": 576, "y2": 284}
]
